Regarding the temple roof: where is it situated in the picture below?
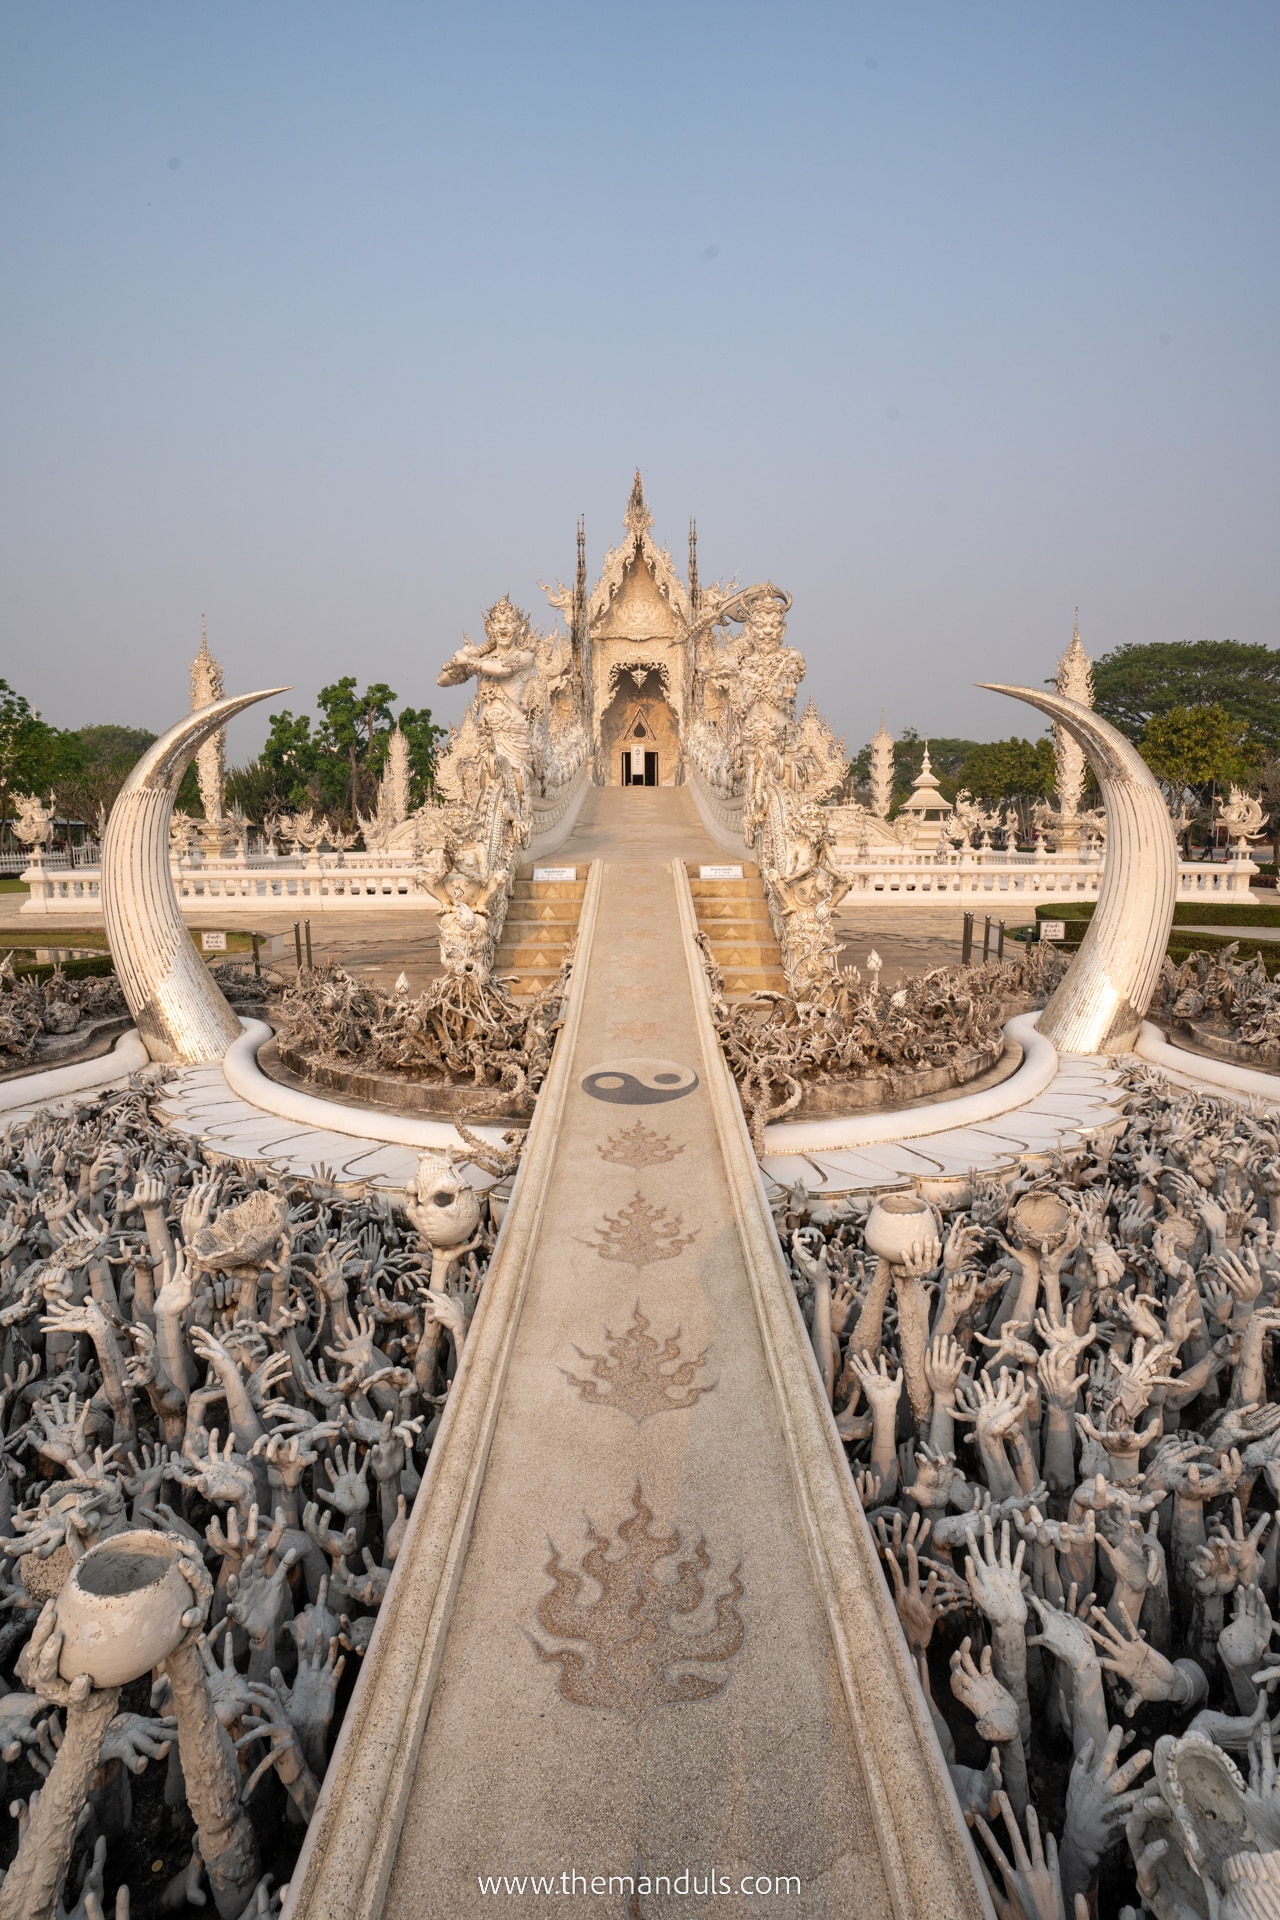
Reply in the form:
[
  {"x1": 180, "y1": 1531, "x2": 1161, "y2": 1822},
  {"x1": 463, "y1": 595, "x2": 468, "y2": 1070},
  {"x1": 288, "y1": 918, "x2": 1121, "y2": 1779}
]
[{"x1": 588, "y1": 472, "x2": 692, "y2": 635}]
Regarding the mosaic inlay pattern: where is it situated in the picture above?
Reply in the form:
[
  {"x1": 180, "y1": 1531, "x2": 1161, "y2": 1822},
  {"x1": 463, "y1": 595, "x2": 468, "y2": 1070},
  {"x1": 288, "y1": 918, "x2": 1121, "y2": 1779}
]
[
  {"x1": 562, "y1": 1305, "x2": 715, "y2": 1421},
  {"x1": 531, "y1": 1484, "x2": 745, "y2": 1723},
  {"x1": 597, "y1": 1121, "x2": 685, "y2": 1169},
  {"x1": 585, "y1": 1192, "x2": 699, "y2": 1267}
]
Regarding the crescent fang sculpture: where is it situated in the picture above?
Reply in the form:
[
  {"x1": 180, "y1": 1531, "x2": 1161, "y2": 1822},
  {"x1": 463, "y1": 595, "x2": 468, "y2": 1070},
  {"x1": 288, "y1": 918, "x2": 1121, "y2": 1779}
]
[
  {"x1": 102, "y1": 688, "x2": 291, "y2": 1063},
  {"x1": 978, "y1": 683, "x2": 1178, "y2": 1054}
]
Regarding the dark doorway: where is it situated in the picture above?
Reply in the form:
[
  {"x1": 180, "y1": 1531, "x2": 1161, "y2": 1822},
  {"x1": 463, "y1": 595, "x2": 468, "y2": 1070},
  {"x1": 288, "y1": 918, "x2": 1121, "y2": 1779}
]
[{"x1": 621, "y1": 750, "x2": 658, "y2": 786}]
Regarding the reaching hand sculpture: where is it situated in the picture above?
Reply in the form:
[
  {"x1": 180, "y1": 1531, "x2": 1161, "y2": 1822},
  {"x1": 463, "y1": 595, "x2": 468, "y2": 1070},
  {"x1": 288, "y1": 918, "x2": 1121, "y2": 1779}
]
[
  {"x1": 0, "y1": 1076, "x2": 497, "y2": 1912},
  {"x1": 781, "y1": 1054, "x2": 1280, "y2": 1914}
]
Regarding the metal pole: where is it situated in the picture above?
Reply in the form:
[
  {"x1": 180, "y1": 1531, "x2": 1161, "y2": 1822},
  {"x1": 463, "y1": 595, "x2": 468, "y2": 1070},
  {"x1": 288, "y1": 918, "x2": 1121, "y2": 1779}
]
[
  {"x1": 251, "y1": 932, "x2": 261, "y2": 980},
  {"x1": 294, "y1": 921, "x2": 302, "y2": 971},
  {"x1": 961, "y1": 912, "x2": 974, "y2": 965},
  {"x1": 996, "y1": 919, "x2": 1005, "y2": 960},
  {"x1": 304, "y1": 919, "x2": 313, "y2": 970},
  {"x1": 982, "y1": 916, "x2": 991, "y2": 964}
]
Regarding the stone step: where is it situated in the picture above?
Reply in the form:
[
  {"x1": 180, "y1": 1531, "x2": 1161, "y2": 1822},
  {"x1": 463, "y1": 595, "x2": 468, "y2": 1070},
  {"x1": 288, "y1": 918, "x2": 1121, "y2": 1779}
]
[
  {"x1": 496, "y1": 948, "x2": 573, "y2": 974},
  {"x1": 503, "y1": 901, "x2": 582, "y2": 924},
  {"x1": 707, "y1": 945, "x2": 783, "y2": 969},
  {"x1": 510, "y1": 881, "x2": 586, "y2": 902},
  {"x1": 721, "y1": 968, "x2": 788, "y2": 993},
  {"x1": 693, "y1": 899, "x2": 773, "y2": 923},
  {"x1": 495, "y1": 924, "x2": 572, "y2": 949},
  {"x1": 689, "y1": 879, "x2": 759, "y2": 898},
  {"x1": 697, "y1": 917, "x2": 777, "y2": 941}
]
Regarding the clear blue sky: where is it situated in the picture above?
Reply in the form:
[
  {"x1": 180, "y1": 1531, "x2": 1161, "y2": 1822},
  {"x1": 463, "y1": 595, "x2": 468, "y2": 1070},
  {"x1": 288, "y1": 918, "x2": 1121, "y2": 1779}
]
[{"x1": 2, "y1": 2, "x2": 1277, "y2": 764}]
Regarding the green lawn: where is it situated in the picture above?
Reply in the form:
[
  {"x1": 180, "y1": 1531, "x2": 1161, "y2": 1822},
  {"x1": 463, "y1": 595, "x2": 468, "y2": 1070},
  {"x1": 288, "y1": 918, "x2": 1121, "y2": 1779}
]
[{"x1": 1020, "y1": 900, "x2": 1280, "y2": 976}]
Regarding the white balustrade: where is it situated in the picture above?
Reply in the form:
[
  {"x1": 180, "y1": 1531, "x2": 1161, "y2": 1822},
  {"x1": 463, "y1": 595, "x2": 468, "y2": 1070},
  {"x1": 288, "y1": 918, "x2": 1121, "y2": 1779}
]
[
  {"x1": 828, "y1": 844, "x2": 1260, "y2": 905},
  {"x1": 17, "y1": 769, "x2": 590, "y2": 919}
]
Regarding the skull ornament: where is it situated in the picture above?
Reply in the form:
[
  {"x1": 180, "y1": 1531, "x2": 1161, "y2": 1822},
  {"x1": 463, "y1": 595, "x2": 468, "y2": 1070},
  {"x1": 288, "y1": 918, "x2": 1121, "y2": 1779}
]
[{"x1": 408, "y1": 1154, "x2": 480, "y2": 1253}]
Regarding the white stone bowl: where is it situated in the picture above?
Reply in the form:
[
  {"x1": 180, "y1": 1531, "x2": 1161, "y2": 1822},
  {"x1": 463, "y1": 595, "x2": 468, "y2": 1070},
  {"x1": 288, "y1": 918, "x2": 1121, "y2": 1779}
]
[
  {"x1": 864, "y1": 1193, "x2": 936, "y2": 1264},
  {"x1": 54, "y1": 1532, "x2": 195, "y2": 1688},
  {"x1": 1011, "y1": 1192, "x2": 1072, "y2": 1254}
]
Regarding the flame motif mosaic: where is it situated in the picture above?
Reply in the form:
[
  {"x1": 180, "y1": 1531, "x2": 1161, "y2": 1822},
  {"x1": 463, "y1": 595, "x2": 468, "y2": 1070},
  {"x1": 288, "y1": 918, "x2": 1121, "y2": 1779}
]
[
  {"x1": 562, "y1": 1304, "x2": 715, "y2": 1422},
  {"x1": 531, "y1": 1484, "x2": 745, "y2": 1723}
]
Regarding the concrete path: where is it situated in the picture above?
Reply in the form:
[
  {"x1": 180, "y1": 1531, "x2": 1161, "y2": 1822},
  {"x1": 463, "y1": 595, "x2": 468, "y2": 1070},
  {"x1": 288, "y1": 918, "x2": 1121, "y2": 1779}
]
[
  {"x1": 554, "y1": 785, "x2": 727, "y2": 866},
  {"x1": 376, "y1": 856, "x2": 897, "y2": 1917}
]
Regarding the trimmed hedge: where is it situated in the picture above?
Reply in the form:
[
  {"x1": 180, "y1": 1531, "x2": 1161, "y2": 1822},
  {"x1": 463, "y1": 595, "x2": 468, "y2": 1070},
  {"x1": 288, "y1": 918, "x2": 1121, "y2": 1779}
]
[
  {"x1": 1, "y1": 953, "x2": 116, "y2": 986},
  {"x1": 1035, "y1": 900, "x2": 1280, "y2": 929}
]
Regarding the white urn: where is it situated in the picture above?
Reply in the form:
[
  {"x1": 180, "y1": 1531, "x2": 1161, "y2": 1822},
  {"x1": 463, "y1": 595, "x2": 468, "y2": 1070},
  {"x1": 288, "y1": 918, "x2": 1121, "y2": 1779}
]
[
  {"x1": 864, "y1": 1193, "x2": 936, "y2": 1264},
  {"x1": 53, "y1": 1532, "x2": 196, "y2": 1689}
]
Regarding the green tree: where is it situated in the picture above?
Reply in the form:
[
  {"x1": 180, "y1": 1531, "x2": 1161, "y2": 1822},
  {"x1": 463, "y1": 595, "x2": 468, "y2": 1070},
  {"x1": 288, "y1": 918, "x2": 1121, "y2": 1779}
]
[
  {"x1": 0, "y1": 680, "x2": 61, "y2": 842},
  {"x1": 1139, "y1": 703, "x2": 1257, "y2": 799},
  {"x1": 315, "y1": 679, "x2": 398, "y2": 819},
  {"x1": 847, "y1": 729, "x2": 984, "y2": 807},
  {"x1": 258, "y1": 709, "x2": 319, "y2": 811},
  {"x1": 53, "y1": 725, "x2": 161, "y2": 832},
  {"x1": 1093, "y1": 640, "x2": 1280, "y2": 748},
  {"x1": 228, "y1": 681, "x2": 442, "y2": 826},
  {"x1": 956, "y1": 736, "x2": 1056, "y2": 803}
]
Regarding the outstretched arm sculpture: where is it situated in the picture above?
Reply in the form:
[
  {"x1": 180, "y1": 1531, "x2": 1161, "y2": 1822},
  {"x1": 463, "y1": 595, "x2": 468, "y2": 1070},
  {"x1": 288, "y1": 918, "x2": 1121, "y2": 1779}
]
[
  {"x1": 978, "y1": 683, "x2": 1178, "y2": 1054},
  {"x1": 101, "y1": 688, "x2": 289, "y2": 1063}
]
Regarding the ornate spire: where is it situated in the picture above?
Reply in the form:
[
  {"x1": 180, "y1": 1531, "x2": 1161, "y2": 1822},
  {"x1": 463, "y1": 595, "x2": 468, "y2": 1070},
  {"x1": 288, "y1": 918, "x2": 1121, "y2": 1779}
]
[
  {"x1": 189, "y1": 615, "x2": 224, "y2": 709},
  {"x1": 1056, "y1": 610, "x2": 1094, "y2": 707},
  {"x1": 623, "y1": 469, "x2": 653, "y2": 539},
  {"x1": 382, "y1": 724, "x2": 411, "y2": 827},
  {"x1": 1053, "y1": 610, "x2": 1094, "y2": 835},
  {"x1": 868, "y1": 711, "x2": 894, "y2": 819},
  {"x1": 688, "y1": 517, "x2": 699, "y2": 612},
  {"x1": 188, "y1": 618, "x2": 226, "y2": 824}
]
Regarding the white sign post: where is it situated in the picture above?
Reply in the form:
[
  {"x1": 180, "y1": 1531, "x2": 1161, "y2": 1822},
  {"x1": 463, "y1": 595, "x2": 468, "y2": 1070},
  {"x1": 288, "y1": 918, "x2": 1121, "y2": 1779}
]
[
  {"x1": 1040, "y1": 920, "x2": 1066, "y2": 942},
  {"x1": 201, "y1": 930, "x2": 228, "y2": 952}
]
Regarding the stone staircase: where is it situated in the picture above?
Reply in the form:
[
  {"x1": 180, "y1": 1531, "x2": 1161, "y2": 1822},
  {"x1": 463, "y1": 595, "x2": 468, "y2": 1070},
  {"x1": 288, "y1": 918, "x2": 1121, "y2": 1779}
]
[
  {"x1": 492, "y1": 867, "x2": 586, "y2": 997},
  {"x1": 685, "y1": 859, "x2": 787, "y2": 995}
]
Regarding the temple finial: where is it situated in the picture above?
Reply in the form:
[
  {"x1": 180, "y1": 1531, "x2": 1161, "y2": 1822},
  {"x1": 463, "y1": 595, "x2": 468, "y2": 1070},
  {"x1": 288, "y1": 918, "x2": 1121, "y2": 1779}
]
[
  {"x1": 688, "y1": 517, "x2": 699, "y2": 611},
  {"x1": 624, "y1": 470, "x2": 653, "y2": 538}
]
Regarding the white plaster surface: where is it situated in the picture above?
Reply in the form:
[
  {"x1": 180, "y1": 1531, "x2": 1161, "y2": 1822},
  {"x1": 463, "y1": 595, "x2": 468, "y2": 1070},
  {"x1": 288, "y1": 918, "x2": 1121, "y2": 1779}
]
[
  {"x1": 1134, "y1": 1020, "x2": 1280, "y2": 1102},
  {"x1": 0, "y1": 1029, "x2": 150, "y2": 1113},
  {"x1": 154, "y1": 1022, "x2": 503, "y2": 1192},
  {"x1": 760, "y1": 1042, "x2": 1128, "y2": 1194}
]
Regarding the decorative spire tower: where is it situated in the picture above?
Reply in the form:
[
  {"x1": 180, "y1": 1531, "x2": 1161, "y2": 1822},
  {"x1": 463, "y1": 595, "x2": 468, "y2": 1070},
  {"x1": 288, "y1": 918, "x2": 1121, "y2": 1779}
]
[
  {"x1": 868, "y1": 712, "x2": 895, "y2": 819},
  {"x1": 1053, "y1": 611, "x2": 1094, "y2": 852},
  {"x1": 688, "y1": 518, "x2": 699, "y2": 613},
  {"x1": 382, "y1": 725, "x2": 411, "y2": 826},
  {"x1": 188, "y1": 617, "x2": 226, "y2": 825},
  {"x1": 623, "y1": 469, "x2": 653, "y2": 540}
]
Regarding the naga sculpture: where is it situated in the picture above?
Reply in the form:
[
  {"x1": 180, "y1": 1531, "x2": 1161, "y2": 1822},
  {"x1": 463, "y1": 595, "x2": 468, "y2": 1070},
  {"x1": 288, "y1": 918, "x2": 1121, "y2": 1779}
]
[{"x1": 100, "y1": 687, "x2": 288, "y2": 1063}]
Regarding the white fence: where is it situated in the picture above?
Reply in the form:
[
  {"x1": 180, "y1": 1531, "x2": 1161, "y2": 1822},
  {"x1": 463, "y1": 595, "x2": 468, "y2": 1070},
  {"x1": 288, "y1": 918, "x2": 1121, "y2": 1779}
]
[
  {"x1": 14, "y1": 766, "x2": 590, "y2": 919},
  {"x1": 828, "y1": 844, "x2": 1260, "y2": 906}
]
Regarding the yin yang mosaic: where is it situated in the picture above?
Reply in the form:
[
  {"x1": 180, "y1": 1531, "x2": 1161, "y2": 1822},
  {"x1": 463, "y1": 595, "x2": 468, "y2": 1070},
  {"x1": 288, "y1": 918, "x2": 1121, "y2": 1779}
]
[{"x1": 581, "y1": 1057, "x2": 700, "y2": 1105}]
